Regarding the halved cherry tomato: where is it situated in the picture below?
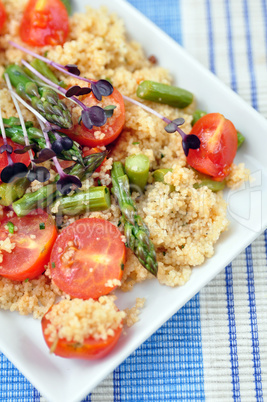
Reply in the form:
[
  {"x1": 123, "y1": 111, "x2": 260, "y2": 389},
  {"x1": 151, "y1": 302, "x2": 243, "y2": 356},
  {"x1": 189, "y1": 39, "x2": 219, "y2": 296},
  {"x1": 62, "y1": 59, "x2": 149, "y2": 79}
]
[
  {"x1": 0, "y1": 1, "x2": 6, "y2": 33},
  {"x1": 63, "y1": 89, "x2": 125, "y2": 147},
  {"x1": 50, "y1": 218, "x2": 125, "y2": 299},
  {"x1": 19, "y1": 0, "x2": 69, "y2": 47},
  {"x1": 0, "y1": 138, "x2": 31, "y2": 183},
  {"x1": 0, "y1": 210, "x2": 57, "y2": 281},
  {"x1": 187, "y1": 113, "x2": 238, "y2": 180},
  {"x1": 83, "y1": 147, "x2": 107, "y2": 172},
  {"x1": 41, "y1": 307, "x2": 123, "y2": 359}
]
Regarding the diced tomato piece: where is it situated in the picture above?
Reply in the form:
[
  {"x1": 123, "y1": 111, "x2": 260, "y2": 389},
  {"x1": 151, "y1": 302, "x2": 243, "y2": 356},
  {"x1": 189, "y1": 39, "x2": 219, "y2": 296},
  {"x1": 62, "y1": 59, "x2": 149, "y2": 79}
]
[
  {"x1": 187, "y1": 113, "x2": 238, "y2": 180},
  {"x1": 62, "y1": 89, "x2": 125, "y2": 147},
  {"x1": 0, "y1": 210, "x2": 57, "y2": 281},
  {"x1": 0, "y1": 1, "x2": 6, "y2": 33},
  {"x1": 50, "y1": 218, "x2": 125, "y2": 299}
]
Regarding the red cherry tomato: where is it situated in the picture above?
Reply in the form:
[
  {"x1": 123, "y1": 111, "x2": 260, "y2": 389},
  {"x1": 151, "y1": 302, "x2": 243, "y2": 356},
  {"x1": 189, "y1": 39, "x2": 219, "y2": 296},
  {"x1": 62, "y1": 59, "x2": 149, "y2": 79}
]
[
  {"x1": 50, "y1": 218, "x2": 125, "y2": 299},
  {"x1": 19, "y1": 0, "x2": 69, "y2": 47},
  {"x1": 41, "y1": 308, "x2": 123, "y2": 360},
  {"x1": 0, "y1": 1, "x2": 6, "y2": 33},
  {"x1": 83, "y1": 147, "x2": 107, "y2": 172},
  {"x1": 63, "y1": 89, "x2": 125, "y2": 147},
  {"x1": 0, "y1": 210, "x2": 57, "y2": 281},
  {"x1": 0, "y1": 138, "x2": 31, "y2": 183},
  {"x1": 187, "y1": 113, "x2": 238, "y2": 180}
]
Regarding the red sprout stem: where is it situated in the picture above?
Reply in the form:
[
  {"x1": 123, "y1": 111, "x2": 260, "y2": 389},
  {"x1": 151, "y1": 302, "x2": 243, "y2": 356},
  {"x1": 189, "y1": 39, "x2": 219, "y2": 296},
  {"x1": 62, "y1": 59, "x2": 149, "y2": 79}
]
[
  {"x1": 0, "y1": 103, "x2": 13, "y2": 166},
  {"x1": 21, "y1": 59, "x2": 87, "y2": 111},
  {"x1": 4, "y1": 73, "x2": 35, "y2": 160},
  {"x1": 122, "y1": 95, "x2": 171, "y2": 124},
  {"x1": 10, "y1": 41, "x2": 95, "y2": 84},
  {"x1": 38, "y1": 119, "x2": 66, "y2": 179}
]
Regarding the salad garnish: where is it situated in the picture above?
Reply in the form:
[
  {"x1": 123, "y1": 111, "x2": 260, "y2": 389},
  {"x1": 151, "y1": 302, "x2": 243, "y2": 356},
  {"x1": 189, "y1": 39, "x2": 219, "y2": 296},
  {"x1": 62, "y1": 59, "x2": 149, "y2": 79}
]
[
  {"x1": 0, "y1": 105, "x2": 28, "y2": 183},
  {"x1": 5, "y1": 73, "x2": 50, "y2": 183},
  {"x1": 9, "y1": 41, "x2": 201, "y2": 157}
]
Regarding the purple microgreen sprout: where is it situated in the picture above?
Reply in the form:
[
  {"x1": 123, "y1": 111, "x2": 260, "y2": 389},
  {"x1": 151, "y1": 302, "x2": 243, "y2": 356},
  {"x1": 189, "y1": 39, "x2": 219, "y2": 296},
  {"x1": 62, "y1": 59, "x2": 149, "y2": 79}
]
[
  {"x1": 32, "y1": 148, "x2": 56, "y2": 164},
  {"x1": 65, "y1": 64, "x2": 81, "y2": 76},
  {"x1": 10, "y1": 42, "x2": 114, "y2": 100},
  {"x1": 14, "y1": 144, "x2": 38, "y2": 154},
  {"x1": 91, "y1": 80, "x2": 114, "y2": 101},
  {"x1": 10, "y1": 41, "x2": 200, "y2": 157},
  {"x1": 122, "y1": 95, "x2": 200, "y2": 157},
  {"x1": 0, "y1": 144, "x2": 13, "y2": 154},
  {"x1": 81, "y1": 106, "x2": 107, "y2": 130},
  {"x1": 65, "y1": 85, "x2": 91, "y2": 98},
  {"x1": 38, "y1": 119, "x2": 82, "y2": 195},
  {"x1": 27, "y1": 165, "x2": 50, "y2": 183},
  {"x1": 21, "y1": 60, "x2": 110, "y2": 130},
  {"x1": 0, "y1": 104, "x2": 28, "y2": 183},
  {"x1": 5, "y1": 73, "x2": 50, "y2": 182},
  {"x1": 51, "y1": 134, "x2": 73, "y2": 155},
  {"x1": 104, "y1": 105, "x2": 116, "y2": 118}
]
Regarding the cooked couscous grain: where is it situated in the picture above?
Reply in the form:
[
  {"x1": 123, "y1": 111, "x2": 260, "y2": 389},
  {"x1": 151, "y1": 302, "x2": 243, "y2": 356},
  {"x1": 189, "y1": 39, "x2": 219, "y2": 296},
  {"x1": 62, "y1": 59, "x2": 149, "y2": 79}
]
[{"x1": 44, "y1": 296, "x2": 125, "y2": 344}]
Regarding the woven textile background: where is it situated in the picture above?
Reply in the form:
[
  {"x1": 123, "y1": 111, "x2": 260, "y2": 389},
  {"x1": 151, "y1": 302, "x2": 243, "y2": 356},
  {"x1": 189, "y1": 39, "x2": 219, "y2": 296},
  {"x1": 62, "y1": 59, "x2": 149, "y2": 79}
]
[{"x1": 0, "y1": 0, "x2": 266, "y2": 401}]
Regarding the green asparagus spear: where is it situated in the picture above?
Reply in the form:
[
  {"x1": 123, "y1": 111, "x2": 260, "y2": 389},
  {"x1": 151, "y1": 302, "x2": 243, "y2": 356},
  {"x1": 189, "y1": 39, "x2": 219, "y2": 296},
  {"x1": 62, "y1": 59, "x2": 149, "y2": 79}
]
[
  {"x1": 50, "y1": 186, "x2": 111, "y2": 216},
  {"x1": 153, "y1": 167, "x2": 225, "y2": 192},
  {"x1": 192, "y1": 109, "x2": 207, "y2": 126},
  {"x1": 5, "y1": 64, "x2": 72, "y2": 129},
  {"x1": 25, "y1": 59, "x2": 61, "y2": 86},
  {"x1": 3, "y1": 117, "x2": 34, "y2": 128},
  {"x1": 193, "y1": 179, "x2": 226, "y2": 192},
  {"x1": 12, "y1": 152, "x2": 107, "y2": 216},
  {"x1": 237, "y1": 131, "x2": 245, "y2": 148},
  {"x1": 125, "y1": 154, "x2": 150, "y2": 192},
  {"x1": 152, "y1": 168, "x2": 175, "y2": 192},
  {"x1": 0, "y1": 124, "x2": 83, "y2": 165},
  {"x1": 60, "y1": 0, "x2": 72, "y2": 14},
  {"x1": 0, "y1": 178, "x2": 30, "y2": 206},
  {"x1": 136, "y1": 80, "x2": 193, "y2": 109},
  {"x1": 111, "y1": 161, "x2": 158, "y2": 276}
]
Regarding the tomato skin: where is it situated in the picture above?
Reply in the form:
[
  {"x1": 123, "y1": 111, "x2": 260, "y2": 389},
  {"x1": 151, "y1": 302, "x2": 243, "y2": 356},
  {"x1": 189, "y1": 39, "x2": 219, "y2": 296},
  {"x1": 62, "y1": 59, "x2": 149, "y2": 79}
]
[
  {"x1": 187, "y1": 113, "x2": 238, "y2": 180},
  {"x1": 19, "y1": 0, "x2": 69, "y2": 47},
  {"x1": 50, "y1": 218, "x2": 125, "y2": 300},
  {"x1": 63, "y1": 89, "x2": 125, "y2": 147},
  {"x1": 0, "y1": 138, "x2": 31, "y2": 183},
  {"x1": 41, "y1": 312, "x2": 123, "y2": 360},
  {"x1": 0, "y1": 210, "x2": 57, "y2": 281},
  {"x1": 0, "y1": 1, "x2": 6, "y2": 33}
]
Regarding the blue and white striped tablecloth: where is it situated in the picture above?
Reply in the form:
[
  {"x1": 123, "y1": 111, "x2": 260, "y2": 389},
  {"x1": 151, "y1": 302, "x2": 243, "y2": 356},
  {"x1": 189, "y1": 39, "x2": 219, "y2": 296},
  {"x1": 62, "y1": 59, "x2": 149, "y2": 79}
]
[{"x1": 1, "y1": 0, "x2": 267, "y2": 401}]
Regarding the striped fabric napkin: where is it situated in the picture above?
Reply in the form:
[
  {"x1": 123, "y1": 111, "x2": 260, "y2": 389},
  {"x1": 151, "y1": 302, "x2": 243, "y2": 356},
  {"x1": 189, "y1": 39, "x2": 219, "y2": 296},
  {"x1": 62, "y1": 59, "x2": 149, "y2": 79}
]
[{"x1": 1, "y1": 0, "x2": 266, "y2": 401}]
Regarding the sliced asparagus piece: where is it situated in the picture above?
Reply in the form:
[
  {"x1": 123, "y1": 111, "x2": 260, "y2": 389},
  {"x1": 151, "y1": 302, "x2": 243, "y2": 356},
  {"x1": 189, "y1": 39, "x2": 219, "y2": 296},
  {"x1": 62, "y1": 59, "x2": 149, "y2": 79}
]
[
  {"x1": 0, "y1": 178, "x2": 30, "y2": 206},
  {"x1": 237, "y1": 131, "x2": 245, "y2": 148},
  {"x1": 152, "y1": 168, "x2": 175, "y2": 192},
  {"x1": 50, "y1": 186, "x2": 111, "y2": 216},
  {"x1": 125, "y1": 154, "x2": 150, "y2": 192},
  {"x1": 191, "y1": 109, "x2": 207, "y2": 126},
  {"x1": 12, "y1": 152, "x2": 107, "y2": 216},
  {"x1": 137, "y1": 80, "x2": 193, "y2": 109},
  {"x1": 193, "y1": 179, "x2": 226, "y2": 192}
]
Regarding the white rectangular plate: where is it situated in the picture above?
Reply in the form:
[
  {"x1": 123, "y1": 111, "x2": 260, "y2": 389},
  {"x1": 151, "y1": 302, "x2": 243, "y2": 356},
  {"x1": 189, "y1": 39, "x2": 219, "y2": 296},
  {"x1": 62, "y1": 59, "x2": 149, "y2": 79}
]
[{"x1": 1, "y1": 1, "x2": 267, "y2": 401}]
